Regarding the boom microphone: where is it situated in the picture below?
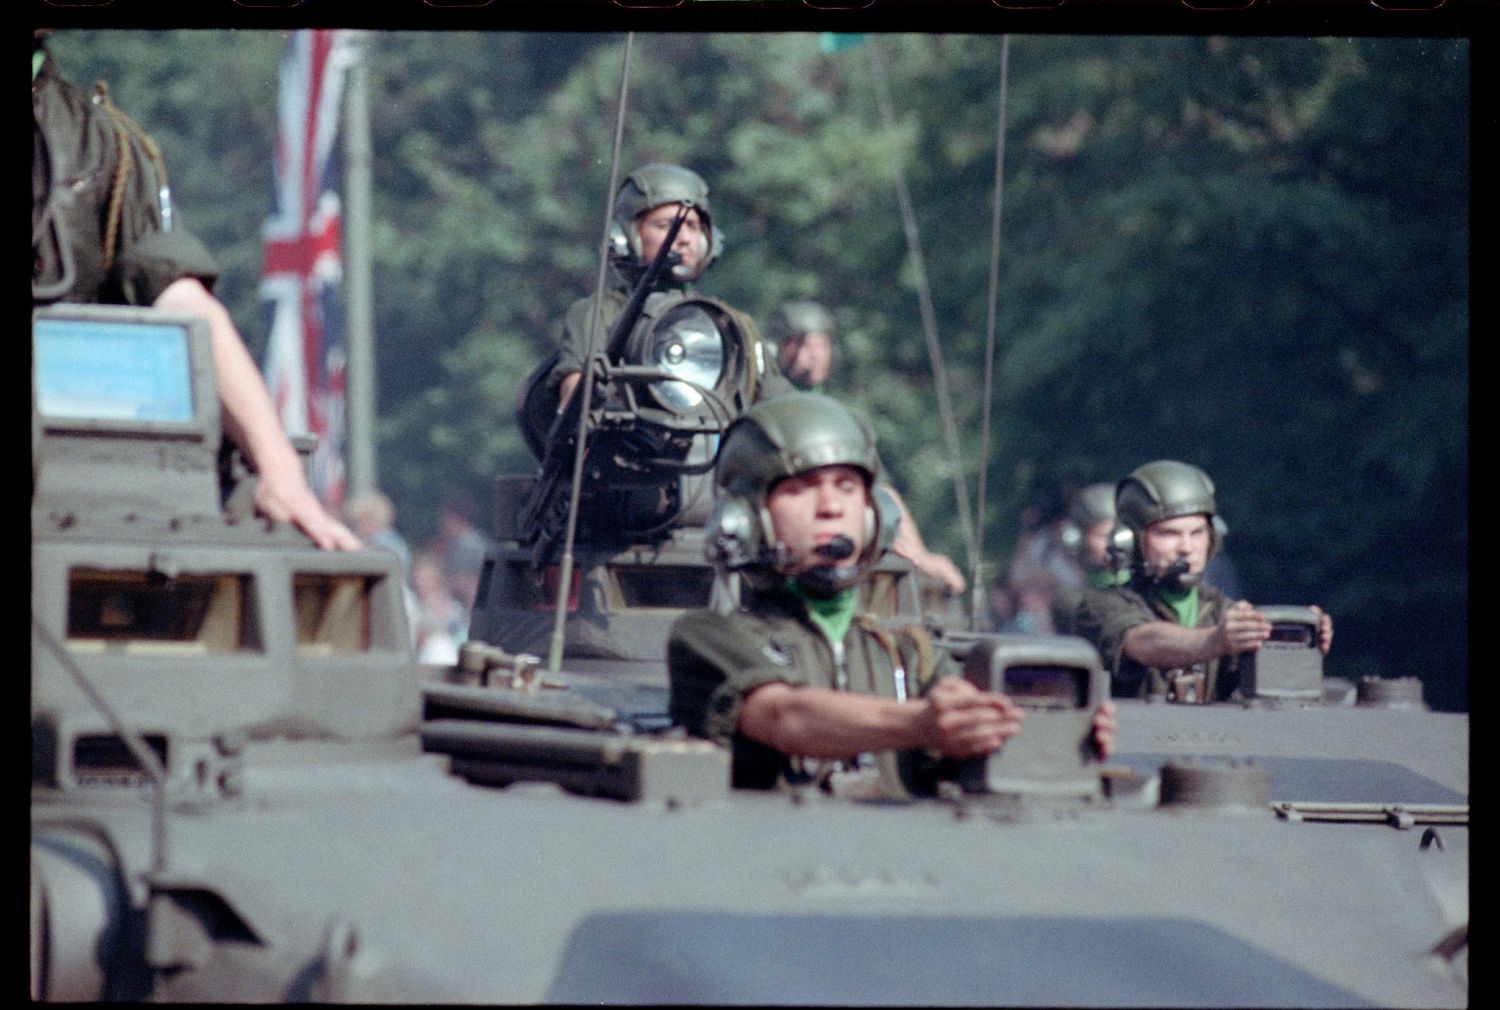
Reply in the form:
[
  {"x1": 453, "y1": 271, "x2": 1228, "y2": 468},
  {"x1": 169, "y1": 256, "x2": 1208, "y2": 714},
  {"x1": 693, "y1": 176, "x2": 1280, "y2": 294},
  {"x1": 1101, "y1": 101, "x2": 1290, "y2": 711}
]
[
  {"x1": 813, "y1": 536, "x2": 855, "y2": 561},
  {"x1": 1153, "y1": 556, "x2": 1201, "y2": 590}
]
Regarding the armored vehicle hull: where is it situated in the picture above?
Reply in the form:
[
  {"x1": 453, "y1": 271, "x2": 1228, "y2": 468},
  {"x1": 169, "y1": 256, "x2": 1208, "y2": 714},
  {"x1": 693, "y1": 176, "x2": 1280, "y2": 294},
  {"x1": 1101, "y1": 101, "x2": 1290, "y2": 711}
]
[
  {"x1": 34, "y1": 687, "x2": 1467, "y2": 1005},
  {"x1": 31, "y1": 307, "x2": 1467, "y2": 1005}
]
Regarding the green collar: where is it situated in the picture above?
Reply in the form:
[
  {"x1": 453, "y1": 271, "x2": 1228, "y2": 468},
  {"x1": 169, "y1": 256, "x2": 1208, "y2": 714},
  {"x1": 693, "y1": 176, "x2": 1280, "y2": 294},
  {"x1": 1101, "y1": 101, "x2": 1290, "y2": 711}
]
[
  {"x1": 1153, "y1": 583, "x2": 1200, "y2": 628},
  {"x1": 1087, "y1": 567, "x2": 1129, "y2": 590},
  {"x1": 786, "y1": 580, "x2": 858, "y2": 646}
]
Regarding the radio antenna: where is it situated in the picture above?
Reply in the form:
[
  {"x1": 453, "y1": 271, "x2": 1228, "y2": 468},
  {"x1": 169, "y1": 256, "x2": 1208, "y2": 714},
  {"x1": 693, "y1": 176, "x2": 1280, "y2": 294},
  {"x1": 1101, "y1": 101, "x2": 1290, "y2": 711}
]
[{"x1": 547, "y1": 33, "x2": 636, "y2": 673}]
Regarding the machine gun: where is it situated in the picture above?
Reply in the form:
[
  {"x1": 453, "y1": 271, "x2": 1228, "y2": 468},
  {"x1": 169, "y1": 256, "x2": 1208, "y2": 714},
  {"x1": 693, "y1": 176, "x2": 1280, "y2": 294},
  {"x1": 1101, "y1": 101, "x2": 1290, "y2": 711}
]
[{"x1": 515, "y1": 204, "x2": 745, "y2": 565}]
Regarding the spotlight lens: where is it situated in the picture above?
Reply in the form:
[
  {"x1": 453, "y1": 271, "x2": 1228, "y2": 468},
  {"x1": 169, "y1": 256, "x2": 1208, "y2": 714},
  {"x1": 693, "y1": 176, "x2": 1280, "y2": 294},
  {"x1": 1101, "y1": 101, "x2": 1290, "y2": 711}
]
[{"x1": 646, "y1": 305, "x2": 724, "y2": 410}]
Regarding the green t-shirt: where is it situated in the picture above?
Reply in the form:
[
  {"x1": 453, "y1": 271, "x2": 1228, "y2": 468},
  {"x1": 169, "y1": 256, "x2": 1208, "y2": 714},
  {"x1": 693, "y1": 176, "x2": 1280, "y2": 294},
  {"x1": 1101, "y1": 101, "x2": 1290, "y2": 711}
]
[
  {"x1": 1086, "y1": 568, "x2": 1129, "y2": 590},
  {"x1": 788, "y1": 581, "x2": 858, "y2": 646},
  {"x1": 1154, "y1": 584, "x2": 1200, "y2": 629}
]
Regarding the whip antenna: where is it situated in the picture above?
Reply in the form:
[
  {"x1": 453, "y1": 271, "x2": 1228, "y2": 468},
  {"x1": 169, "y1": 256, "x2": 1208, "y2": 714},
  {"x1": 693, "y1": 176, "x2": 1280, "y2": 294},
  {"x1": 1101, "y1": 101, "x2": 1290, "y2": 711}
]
[
  {"x1": 972, "y1": 34, "x2": 1011, "y2": 630},
  {"x1": 868, "y1": 40, "x2": 977, "y2": 578},
  {"x1": 548, "y1": 33, "x2": 635, "y2": 673}
]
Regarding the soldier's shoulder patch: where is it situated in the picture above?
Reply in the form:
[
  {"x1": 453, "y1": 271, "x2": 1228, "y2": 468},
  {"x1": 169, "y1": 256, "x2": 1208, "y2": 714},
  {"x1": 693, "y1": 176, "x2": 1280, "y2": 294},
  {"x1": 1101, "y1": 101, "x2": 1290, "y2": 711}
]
[{"x1": 761, "y1": 639, "x2": 793, "y2": 667}]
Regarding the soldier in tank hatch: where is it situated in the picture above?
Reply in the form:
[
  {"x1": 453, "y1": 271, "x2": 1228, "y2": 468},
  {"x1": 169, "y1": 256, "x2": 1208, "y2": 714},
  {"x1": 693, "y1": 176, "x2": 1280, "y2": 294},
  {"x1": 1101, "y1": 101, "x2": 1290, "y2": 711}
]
[
  {"x1": 512, "y1": 163, "x2": 792, "y2": 548},
  {"x1": 766, "y1": 299, "x2": 839, "y2": 393},
  {"x1": 1052, "y1": 482, "x2": 1126, "y2": 636},
  {"x1": 764, "y1": 298, "x2": 967, "y2": 597},
  {"x1": 668, "y1": 391, "x2": 1115, "y2": 797},
  {"x1": 1074, "y1": 460, "x2": 1333, "y2": 703},
  {"x1": 31, "y1": 32, "x2": 358, "y2": 552},
  {"x1": 547, "y1": 163, "x2": 789, "y2": 416}
]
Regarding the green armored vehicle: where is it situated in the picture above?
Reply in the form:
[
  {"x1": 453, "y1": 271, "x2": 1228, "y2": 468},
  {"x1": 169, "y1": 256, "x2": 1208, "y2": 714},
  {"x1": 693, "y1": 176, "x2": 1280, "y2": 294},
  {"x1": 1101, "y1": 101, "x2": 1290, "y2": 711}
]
[{"x1": 31, "y1": 305, "x2": 1466, "y2": 1005}]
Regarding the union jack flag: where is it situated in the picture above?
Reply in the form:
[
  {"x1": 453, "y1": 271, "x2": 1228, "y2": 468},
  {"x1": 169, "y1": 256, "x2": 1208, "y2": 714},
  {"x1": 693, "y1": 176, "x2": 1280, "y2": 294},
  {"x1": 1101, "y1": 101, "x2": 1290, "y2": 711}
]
[{"x1": 261, "y1": 29, "x2": 357, "y2": 509}]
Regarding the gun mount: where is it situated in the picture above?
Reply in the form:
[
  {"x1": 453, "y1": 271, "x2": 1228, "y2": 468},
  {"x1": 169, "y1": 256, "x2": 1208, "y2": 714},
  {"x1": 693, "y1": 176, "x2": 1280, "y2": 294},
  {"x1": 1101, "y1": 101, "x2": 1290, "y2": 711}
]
[{"x1": 514, "y1": 290, "x2": 758, "y2": 561}]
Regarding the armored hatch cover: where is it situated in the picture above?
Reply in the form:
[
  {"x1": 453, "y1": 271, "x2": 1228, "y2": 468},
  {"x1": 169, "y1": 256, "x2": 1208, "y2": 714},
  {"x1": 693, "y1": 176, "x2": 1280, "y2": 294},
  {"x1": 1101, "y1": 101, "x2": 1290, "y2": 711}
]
[{"x1": 1111, "y1": 697, "x2": 1469, "y2": 803}]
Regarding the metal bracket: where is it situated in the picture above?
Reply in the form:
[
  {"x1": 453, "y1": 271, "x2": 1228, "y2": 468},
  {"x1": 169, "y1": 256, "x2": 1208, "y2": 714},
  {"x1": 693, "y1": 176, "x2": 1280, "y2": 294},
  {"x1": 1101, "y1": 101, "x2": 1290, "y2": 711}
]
[{"x1": 1271, "y1": 801, "x2": 1468, "y2": 828}]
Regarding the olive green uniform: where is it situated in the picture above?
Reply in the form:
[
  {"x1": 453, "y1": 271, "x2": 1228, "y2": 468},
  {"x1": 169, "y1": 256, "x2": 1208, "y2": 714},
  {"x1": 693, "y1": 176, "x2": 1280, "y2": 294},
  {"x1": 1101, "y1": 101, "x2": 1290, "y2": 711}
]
[
  {"x1": 668, "y1": 584, "x2": 948, "y2": 798},
  {"x1": 546, "y1": 286, "x2": 630, "y2": 392},
  {"x1": 1055, "y1": 569, "x2": 1126, "y2": 637},
  {"x1": 1074, "y1": 578, "x2": 1239, "y2": 702},
  {"x1": 1052, "y1": 584, "x2": 1084, "y2": 636},
  {"x1": 33, "y1": 52, "x2": 218, "y2": 306}
]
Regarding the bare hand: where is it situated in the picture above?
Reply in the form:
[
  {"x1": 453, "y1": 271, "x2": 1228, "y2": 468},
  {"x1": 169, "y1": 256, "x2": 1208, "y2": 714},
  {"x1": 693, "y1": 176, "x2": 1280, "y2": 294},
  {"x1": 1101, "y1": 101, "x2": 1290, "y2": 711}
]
[
  {"x1": 909, "y1": 549, "x2": 967, "y2": 596},
  {"x1": 1215, "y1": 600, "x2": 1272, "y2": 656},
  {"x1": 255, "y1": 468, "x2": 362, "y2": 551},
  {"x1": 919, "y1": 676, "x2": 1023, "y2": 759},
  {"x1": 1092, "y1": 699, "x2": 1117, "y2": 759},
  {"x1": 1310, "y1": 604, "x2": 1334, "y2": 655}
]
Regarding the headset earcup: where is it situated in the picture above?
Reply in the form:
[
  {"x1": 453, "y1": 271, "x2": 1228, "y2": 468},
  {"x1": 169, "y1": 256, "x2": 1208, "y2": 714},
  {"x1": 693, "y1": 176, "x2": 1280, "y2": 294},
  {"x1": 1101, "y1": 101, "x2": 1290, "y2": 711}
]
[
  {"x1": 608, "y1": 219, "x2": 635, "y2": 261},
  {"x1": 759, "y1": 503, "x2": 779, "y2": 565},
  {"x1": 703, "y1": 224, "x2": 724, "y2": 272},
  {"x1": 1108, "y1": 523, "x2": 1135, "y2": 571},
  {"x1": 705, "y1": 495, "x2": 764, "y2": 569},
  {"x1": 869, "y1": 484, "x2": 902, "y2": 559}
]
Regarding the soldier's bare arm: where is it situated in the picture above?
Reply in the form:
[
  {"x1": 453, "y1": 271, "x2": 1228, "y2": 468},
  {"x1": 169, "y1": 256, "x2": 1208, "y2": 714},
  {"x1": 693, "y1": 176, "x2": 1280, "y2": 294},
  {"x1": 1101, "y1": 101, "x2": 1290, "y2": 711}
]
[
  {"x1": 154, "y1": 277, "x2": 360, "y2": 551},
  {"x1": 556, "y1": 370, "x2": 582, "y2": 412},
  {"x1": 737, "y1": 676, "x2": 1022, "y2": 761},
  {"x1": 1091, "y1": 699, "x2": 1117, "y2": 759},
  {"x1": 883, "y1": 483, "x2": 967, "y2": 595},
  {"x1": 1121, "y1": 600, "x2": 1270, "y2": 669}
]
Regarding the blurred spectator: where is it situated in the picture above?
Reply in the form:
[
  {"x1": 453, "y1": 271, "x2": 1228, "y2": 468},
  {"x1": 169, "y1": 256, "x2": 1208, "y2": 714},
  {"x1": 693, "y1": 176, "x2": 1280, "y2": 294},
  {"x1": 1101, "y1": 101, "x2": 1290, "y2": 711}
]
[
  {"x1": 344, "y1": 490, "x2": 412, "y2": 577},
  {"x1": 1004, "y1": 486, "x2": 1084, "y2": 633},
  {"x1": 987, "y1": 575, "x2": 1018, "y2": 632},
  {"x1": 1001, "y1": 567, "x2": 1061, "y2": 635},
  {"x1": 410, "y1": 551, "x2": 468, "y2": 665},
  {"x1": 432, "y1": 491, "x2": 492, "y2": 610}
]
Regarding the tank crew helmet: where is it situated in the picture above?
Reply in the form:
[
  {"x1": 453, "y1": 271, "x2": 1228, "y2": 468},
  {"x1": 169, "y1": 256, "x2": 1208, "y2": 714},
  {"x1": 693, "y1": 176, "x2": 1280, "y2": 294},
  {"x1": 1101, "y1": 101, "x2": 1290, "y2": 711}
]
[
  {"x1": 608, "y1": 163, "x2": 723, "y2": 286},
  {"x1": 765, "y1": 300, "x2": 838, "y2": 347},
  {"x1": 766, "y1": 300, "x2": 839, "y2": 388},
  {"x1": 1110, "y1": 460, "x2": 1227, "y2": 586},
  {"x1": 707, "y1": 391, "x2": 901, "y2": 597},
  {"x1": 1060, "y1": 482, "x2": 1117, "y2": 559}
]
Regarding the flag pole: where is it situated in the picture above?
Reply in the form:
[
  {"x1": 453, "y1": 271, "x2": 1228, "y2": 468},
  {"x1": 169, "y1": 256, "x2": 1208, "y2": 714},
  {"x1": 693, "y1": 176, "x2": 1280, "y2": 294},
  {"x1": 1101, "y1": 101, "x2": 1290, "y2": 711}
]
[{"x1": 342, "y1": 31, "x2": 377, "y2": 498}]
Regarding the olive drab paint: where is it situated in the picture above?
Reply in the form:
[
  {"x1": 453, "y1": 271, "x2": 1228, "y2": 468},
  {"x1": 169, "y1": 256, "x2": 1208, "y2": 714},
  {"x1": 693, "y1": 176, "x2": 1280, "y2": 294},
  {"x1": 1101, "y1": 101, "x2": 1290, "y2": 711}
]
[{"x1": 32, "y1": 306, "x2": 1467, "y2": 1004}]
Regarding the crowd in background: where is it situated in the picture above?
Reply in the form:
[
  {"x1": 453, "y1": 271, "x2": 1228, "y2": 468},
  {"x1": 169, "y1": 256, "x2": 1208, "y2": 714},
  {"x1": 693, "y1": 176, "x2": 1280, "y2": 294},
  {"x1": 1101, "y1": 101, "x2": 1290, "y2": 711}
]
[
  {"x1": 343, "y1": 471, "x2": 1255, "y2": 662},
  {"x1": 343, "y1": 488, "x2": 492, "y2": 665},
  {"x1": 340, "y1": 297, "x2": 1248, "y2": 662}
]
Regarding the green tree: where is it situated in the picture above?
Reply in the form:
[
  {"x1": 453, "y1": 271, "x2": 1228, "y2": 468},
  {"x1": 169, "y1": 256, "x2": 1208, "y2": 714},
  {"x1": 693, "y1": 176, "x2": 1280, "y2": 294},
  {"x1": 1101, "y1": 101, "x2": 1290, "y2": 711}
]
[{"x1": 43, "y1": 31, "x2": 1467, "y2": 707}]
